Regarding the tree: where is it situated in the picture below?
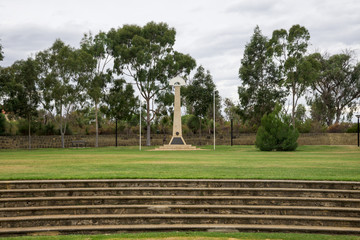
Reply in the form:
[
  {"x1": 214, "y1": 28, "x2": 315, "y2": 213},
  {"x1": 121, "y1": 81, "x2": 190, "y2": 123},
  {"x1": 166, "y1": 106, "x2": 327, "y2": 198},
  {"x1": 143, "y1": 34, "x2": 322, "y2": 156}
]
[
  {"x1": 2, "y1": 58, "x2": 40, "y2": 149},
  {"x1": 101, "y1": 78, "x2": 138, "y2": 146},
  {"x1": 255, "y1": 104, "x2": 299, "y2": 151},
  {"x1": 308, "y1": 52, "x2": 360, "y2": 125},
  {"x1": 109, "y1": 21, "x2": 196, "y2": 146},
  {"x1": 80, "y1": 31, "x2": 113, "y2": 147},
  {"x1": 36, "y1": 39, "x2": 93, "y2": 148},
  {"x1": 238, "y1": 26, "x2": 285, "y2": 127},
  {"x1": 0, "y1": 40, "x2": 4, "y2": 62},
  {"x1": 183, "y1": 66, "x2": 220, "y2": 141},
  {"x1": 269, "y1": 25, "x2": 311, "y2": 126}
]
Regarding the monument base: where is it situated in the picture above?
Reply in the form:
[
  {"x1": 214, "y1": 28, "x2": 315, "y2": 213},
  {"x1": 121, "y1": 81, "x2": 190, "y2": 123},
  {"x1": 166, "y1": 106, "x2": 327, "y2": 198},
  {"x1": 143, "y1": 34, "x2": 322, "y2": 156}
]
[{"x1": 153, "y1": 144, "x2": 199, "y2": 151}]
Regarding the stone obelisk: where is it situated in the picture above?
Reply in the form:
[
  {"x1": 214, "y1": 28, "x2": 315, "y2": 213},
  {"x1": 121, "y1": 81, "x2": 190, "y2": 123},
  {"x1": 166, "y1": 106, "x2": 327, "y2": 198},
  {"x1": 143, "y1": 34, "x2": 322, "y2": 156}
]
[
  {"x1": 169, "y1": 76, "x2": 186, "y2": 145},
  {"x1": 154, "y1": 76, "x2": 197, "y2": 150}
]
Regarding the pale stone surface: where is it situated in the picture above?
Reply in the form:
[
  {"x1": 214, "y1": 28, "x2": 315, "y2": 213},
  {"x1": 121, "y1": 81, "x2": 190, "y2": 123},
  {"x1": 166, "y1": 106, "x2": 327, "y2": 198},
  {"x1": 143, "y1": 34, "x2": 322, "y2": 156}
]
[{"x1": 154, "y1": 77, "x2": 199, "y2": 150}]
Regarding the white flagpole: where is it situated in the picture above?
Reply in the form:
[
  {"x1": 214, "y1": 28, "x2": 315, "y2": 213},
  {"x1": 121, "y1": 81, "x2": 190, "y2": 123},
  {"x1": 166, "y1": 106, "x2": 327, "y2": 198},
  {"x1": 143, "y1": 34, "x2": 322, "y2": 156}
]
[
  {"x1": 214, "y1": 90, "x2": 215, "y2": 151},
  {"x1": 139, "y1": 99, "x2": 141, "y2": 151}
]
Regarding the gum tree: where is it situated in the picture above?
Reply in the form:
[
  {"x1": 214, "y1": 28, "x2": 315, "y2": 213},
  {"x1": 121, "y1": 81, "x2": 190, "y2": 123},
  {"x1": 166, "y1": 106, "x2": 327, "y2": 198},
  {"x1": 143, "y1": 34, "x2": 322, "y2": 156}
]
[
  {"x1": 80, "y1": 32, "x2": 112, "y2": 147},
  {"x1": 109, "y1": 21, "x2": 196, "y2": 146},
  {"x1": 268, "y1": 25, "x2": 311, "y2": 126},
  {"x1": 37, "y1": 39, "x2": 93, "y2": 148},
  {"x1": 238, "y1": 26, "x2": 285, "y2": 127}
]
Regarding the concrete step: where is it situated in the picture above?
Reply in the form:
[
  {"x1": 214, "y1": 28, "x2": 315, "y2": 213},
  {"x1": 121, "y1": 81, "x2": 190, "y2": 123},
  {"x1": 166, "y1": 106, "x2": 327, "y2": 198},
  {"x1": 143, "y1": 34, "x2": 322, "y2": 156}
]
[
  {"x1": 2, "y1": 214, "x2": 360, "y2": 228},
  {"x1": 155, "y1": 144, "x2": 198, "y2": 151},
  {"x1": 2, "y1": 204, "x2": 360, "y2": 218},
  {"x1": 1, "y1": 179, "x2": 359, "y2": 190},
  {"x1": 2, "y1": 205, "x2": 359, "y2": 218},
  {"x1": 1, "y1": 224, "x2": 360, "y2": 237},
  {"x1": 2, "y1": 196, "x2": 360, "y2": 208},
  {"x1": 1, "y1": 187, "x2": 359, "y2": 198}
]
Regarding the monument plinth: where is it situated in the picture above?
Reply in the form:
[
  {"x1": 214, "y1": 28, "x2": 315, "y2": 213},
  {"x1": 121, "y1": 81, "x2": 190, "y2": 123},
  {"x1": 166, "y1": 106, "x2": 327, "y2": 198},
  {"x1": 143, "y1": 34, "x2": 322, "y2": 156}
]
[{"x1": 155, "y1": 76, "x2": 198, "y2": 151}]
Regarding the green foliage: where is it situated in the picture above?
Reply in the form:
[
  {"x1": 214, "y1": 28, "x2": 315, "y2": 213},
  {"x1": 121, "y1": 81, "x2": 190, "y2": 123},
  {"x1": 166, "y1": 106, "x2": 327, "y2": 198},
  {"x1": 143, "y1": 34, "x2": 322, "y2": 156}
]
[
  {"x1": 238, "y1": 26, "x2": 285, "y2": 126},
  {"x1": 184, "y1": 66, "x2": 219, "y2": 118},
  {"x1": 3, "y1": 58, "x2": 40, "y2": 120},
  {"x1": 109, "y1": 21, "x2": 196, "y2": 145},
  {"x1": 16, "y1": 118, "x2": 39, "y2": 135},
  {"x1": 346, "y1": 123, "x2": 359, "y2": 133},
  {"x1": 308, "y1": 51, "x2": 360, "y2": 125},
  {"x1": 36, "y1": 39, "x2": 94, "y2": 147},
  {"x1": 268, "y1": 25, "x2": 311, "y2": 126},
  {"x1": 256, "y1": 105, "x2": 299, "y2": 151},
  {"x1": 102, "y1": 78, "x2": 138, "y2": 122},
  {"x1": 0, "y1": 113, "x2": 6, "y2": 135},
  {"x1": 0, "y1": 39, "x2": 3, "y2": 62},
  {"x1": 185, "y1": 115, "x2": 200, "y2": 134},
  {"x1": 37, "y1": 122, "x2": 57, "y2": 135},
  {"x1": 327, "y1": 123, "x2": 353, "y2": 133}
]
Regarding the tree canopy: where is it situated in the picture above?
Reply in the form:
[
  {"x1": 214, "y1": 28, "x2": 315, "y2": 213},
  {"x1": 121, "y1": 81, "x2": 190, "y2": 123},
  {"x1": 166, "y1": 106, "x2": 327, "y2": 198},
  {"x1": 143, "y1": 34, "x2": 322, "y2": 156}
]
[
  {"x1": 109, "y1": 21, "x2": 196, "y2": 146},
  {"x1": 238, "y1": 26, "x2": 286, "y2": 127}
]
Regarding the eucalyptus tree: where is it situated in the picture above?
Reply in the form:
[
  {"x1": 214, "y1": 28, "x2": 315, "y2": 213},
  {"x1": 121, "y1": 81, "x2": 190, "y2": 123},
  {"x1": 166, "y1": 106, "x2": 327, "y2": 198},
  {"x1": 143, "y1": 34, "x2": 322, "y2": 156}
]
[
  {"x1": 0, "y1": 40, "x2": 3, "y2": 62},
  {"x1": 108, "y1": 21, "x2": 196, "y2": 146},
  {"x1": 2, "y1": 58, "x2": 40, "y2": 149},
  {"x1": 80, "y1": 31, "x2": 113, "y2": 147},
  {"x1": 268, "y1": 25, "x2": 311, "y2": 126},
  {"x1": 183, "y1": 66, "x2": 220, "y2": 140},
  {"x1": 36, "y1": 39, "x2": 94, "y2": 148},
  {"x1": 238, "y1": 26, "x2": 285, "y2": 127},
  {"x1": 308, "y1": 51, "x2": 360, "y2": 125},
  {"x1": 101, "y1": 78, "x2": 138, "y2": 146}
]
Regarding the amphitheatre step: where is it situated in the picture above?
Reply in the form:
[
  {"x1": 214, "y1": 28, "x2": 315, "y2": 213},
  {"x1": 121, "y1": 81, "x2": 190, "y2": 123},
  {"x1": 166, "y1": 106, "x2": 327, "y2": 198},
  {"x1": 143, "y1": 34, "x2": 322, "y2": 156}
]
[
  {"x1": 2, "y1": 214, "x2": 360, "y2": 228},
  {"x1": 1, "y1": 205, "x2": 359, "y2": 218},
  {"x1": 1, "y1": 224, "x2": 360, "y2": 236},
  {"x1": 1, "y1": 179, "x2": 359, "y2": 190},
  {"x1": 1, "y1": 187, "x2": 359, "y2": 198},
  {"x1": 0, "y1": 179, "x2": 359, "y2": 236},
  {"x1": 1, "y1": 196, "x2": 360, "y2": 208}
]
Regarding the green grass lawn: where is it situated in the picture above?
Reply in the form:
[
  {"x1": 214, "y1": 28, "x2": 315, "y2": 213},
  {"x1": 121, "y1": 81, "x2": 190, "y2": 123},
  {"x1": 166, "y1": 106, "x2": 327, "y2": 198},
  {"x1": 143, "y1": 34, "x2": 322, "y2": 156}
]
[
  {"x1": 1, "y1": 231, "x2": 360, "y2": 240},
  {"x1": 0, "y1": 145, "x2": 359, "y2": 181}
]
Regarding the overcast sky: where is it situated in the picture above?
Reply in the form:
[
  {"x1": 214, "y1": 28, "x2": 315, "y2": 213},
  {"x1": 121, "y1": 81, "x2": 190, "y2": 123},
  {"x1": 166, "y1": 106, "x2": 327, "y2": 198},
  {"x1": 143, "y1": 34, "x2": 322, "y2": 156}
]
[{"x1": 1, "y1": 0, "x2": 360, "y2": 103}]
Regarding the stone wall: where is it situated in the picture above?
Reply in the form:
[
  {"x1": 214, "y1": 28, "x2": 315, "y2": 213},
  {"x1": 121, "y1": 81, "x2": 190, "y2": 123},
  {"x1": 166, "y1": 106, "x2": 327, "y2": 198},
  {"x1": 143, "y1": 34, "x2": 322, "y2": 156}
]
[{"x1": 0, "y1": 133, "x2": 357, "y2": 149}]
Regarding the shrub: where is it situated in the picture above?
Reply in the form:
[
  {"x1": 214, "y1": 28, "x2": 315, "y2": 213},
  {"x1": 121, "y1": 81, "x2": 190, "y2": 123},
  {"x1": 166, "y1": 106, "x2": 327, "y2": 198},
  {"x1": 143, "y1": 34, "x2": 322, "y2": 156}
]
[
  {"x1": 327, "y1": 123, "x2": 352, "y2": 133},
  {"x1": 255, "y1": 105, "x2": 299, "y2": 151},
  {"x1": 0, "y1": 113, "x2": 6, "y2": 135},
  {"x1": 346, "y1": 123, "x2": 359, "y2": 133}
]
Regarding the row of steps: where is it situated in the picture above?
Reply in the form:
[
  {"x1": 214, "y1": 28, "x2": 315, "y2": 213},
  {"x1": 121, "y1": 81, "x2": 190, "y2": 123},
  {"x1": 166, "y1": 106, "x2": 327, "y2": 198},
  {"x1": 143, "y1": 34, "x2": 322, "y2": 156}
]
[{"x1": 0, "y1": 179, "x2": 359, "y2": 236}]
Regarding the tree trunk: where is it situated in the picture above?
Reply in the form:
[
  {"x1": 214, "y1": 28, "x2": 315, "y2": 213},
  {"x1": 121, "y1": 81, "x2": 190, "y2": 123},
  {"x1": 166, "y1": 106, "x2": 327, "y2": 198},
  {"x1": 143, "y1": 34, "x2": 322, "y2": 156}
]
[
  {"x1": 115, "y1": 118, "x2": 118, "y2": 147},
  {"x1": 60, "y1": 108, "x2": 65, "y2": 148},
  {"x1": 28, "y1": 114, "x2": 31, "y2": 150},
  {"x1": 146, "y1": 98, "x2": 151, "y2": 146},
  {"x1": 61, "y1": 132, "x2": 65, "y2": 148},
  {"x1": 199, "y1": 117, "x2": 202, "y2": 145},
  {"x1": 95, "y1": 102, "x2": 98, "y2": 148},
  {"x1": 292, "y1": 85, "x2": 296, "y2": 127}
]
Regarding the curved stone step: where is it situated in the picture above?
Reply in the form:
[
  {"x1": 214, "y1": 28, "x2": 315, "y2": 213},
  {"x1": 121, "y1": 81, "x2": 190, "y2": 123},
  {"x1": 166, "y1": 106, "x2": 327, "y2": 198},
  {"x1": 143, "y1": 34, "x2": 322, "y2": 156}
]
[
  {"x1": 1, "y1": 179, "x2": 359, "y2": 190},
  {"x1": 1, "y1": 204, "x2": 359, "y2": 218},
  {"x1": 1, "y1": 187, "x2": 359, "y2": 198},
  {"x1": 1, "y1": 196, "x2": 360, "y2": 208},
  {"x1": 2, "y1": 214, "x2": 360, "y2": 228},
  {"x1": 1, "y1": 224, "x2": 360, "y2": 237}
]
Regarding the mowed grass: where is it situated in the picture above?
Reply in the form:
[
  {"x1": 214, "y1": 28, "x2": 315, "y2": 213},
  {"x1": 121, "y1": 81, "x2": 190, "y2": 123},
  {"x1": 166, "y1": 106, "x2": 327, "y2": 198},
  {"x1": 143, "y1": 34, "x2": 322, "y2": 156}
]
[
  {"x1": 1, "y1": 231, "x2": 360, "y2": 240},
  {"x1": 0, "y1": 145, "x2": 359, "y2": 181}
]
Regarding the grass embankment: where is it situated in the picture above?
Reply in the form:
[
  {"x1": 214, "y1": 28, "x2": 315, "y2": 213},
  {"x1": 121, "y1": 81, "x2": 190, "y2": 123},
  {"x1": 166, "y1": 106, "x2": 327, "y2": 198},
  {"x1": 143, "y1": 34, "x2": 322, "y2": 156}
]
[
  {"x1": 0, "y1": 145, "x2": 359, "y2": 181},
  {"x1": 0, "y1": 231, "x2": 360, "y2": 240}
]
